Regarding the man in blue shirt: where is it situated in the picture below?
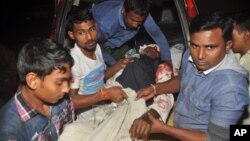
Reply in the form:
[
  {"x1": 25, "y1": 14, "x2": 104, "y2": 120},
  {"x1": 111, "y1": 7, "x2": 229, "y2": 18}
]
[
  {"x1": 130, "y1": 12, "x2": 249, "y2": 141},
  {"x1": 91, "y1": 0, "x2": 172, "y2": 66}
]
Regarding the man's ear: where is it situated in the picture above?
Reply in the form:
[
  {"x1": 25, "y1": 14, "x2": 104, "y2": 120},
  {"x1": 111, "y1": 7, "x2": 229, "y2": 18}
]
[
  {"x1": 243, "y1": 30, "x2": 250, "y2": 40},
  {"x1": 225, "y1": 40, "x2": 232, "y2": 53},
  {"x1": 26, "y1": 72, "x2": 39, "y2": 90},
  {"x1": 67, "y1": 31, "x2": 75, "y2": 40}
]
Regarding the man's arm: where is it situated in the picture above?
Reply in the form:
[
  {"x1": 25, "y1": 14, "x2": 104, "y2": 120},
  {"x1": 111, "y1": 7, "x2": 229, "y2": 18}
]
[
  {"x1": 137, "y1": 76, "x2": 181, "y2": 100},
  {"x1": 70, "y1": 87, "x2": 128, "y2": 110},
  {"x1": 148, "y1": 112, "x2": 206, "y2": 141},
  {"x1": 70, "y1": 89, "x2": 103, "y2": 109},
  {"x1": 130, "y1": 109, "x2": 161, "y2": 141},
  {"x1": 104, "y1": 58, "x2": 134, "y2": 80}
]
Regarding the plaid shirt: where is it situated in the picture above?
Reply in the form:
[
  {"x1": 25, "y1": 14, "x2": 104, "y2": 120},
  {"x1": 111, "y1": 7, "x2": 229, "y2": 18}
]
[{"x1": 0, "y1": 92, "x2": 75, "y2": 141}]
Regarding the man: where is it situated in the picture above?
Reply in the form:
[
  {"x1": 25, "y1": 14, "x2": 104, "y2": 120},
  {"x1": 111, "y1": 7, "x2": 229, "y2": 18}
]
[
  {"x1": 0, "y1": 38, "x2": 75, "y2": 140},
  {"x1": 91, "y1": 0, "x2": 172, "y2": 91},
  {"x1": 130, "y1": 12, "x2": 249, "y2": 141},
  {"x1": 232, "y1": 11, "x2": 250, "y2": 124},
  {"x1": 66, "y1": 8, "x2": 130, "y2": 119}
]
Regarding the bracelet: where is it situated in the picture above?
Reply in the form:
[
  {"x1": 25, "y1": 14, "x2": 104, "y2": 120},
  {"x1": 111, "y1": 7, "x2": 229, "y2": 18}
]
[
  {"x1": 99, "y1": 88, "x2": 111, "y2": 100},
  {"x1": 150, "y1": 84, "x2": 156, "y2": 95}
]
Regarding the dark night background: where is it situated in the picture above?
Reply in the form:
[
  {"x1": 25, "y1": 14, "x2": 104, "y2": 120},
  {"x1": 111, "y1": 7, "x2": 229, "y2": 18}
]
[
  {"x1": 0, "y1": 0, "x2": 54, "y2": 105},
  {"x1": 0, "y1": 0, "x2": 54, "y2": 54}
]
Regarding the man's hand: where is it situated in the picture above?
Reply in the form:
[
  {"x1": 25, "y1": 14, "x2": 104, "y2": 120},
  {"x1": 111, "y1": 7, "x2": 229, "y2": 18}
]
[
  {"x1": 148, "y1": 113, "x2": 165, "y2": 133},
  {"x1": 117, "y1": 58, "x2": 134, "y2": 68},
  {"x1": 130, "y1": 110, "x2": 161, "y2": 141},
  {"x1": 129, "y1": 113, "x2": 152, "y2": 141},
  {"x1": 106, "y1": 86, "x2": 128, "y2": 103},
  {"x1": 137, "y1": 85, "x2": 155, "y2": 100}
]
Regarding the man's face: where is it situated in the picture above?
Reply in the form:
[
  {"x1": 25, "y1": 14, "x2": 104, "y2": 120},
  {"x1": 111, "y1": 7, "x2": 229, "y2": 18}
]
[
  {"x1": 122, "y1": 9, "x2": 145, "y2": 30},
  {"x1": 232, "y1": 24, "x2": 246, "y2": 54},
  {"x1": 68, "y1": 20, "x2": 98, "y2": 52},
  {"x1": 189, "y1": 28, "x2": 231, "y2": 71},
  {"x1": 35, "y1": 63, "x2": 71, "y2": 104}
]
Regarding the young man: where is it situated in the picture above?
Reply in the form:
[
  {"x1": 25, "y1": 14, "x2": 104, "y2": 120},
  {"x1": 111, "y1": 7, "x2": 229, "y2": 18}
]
[
  {"x1": 66, "y1": 8, "x2": 130, "y2": 119},
  {"x1": 0, "y1": 38, "x2": 75, "y2": 140},
  {"x1": 91, "y1": 0, "x2": 171, "y2": 66},
  {"x1": 232, "y1": 11, "x2": 250, "y2": 124},
  {"x1": 130, "y1": 12, "x2": 249, "y2": 141}
]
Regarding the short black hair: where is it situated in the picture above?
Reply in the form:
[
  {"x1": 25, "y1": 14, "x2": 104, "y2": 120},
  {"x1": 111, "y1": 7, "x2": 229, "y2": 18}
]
[
  {"x1": 17, "y1": 38, "x2": 74, "y2": 85},
  {"x1": 123, "y1": 0, "x2": 150, "y2": 16},
  {"x1": 233, "y1": 11, "x2": 250, "y2": 31},
  {"x1": 190, "y1": 12, "x2": 233, "y2": 42},
  {"x1": 66, "y1": 7, "x2": 94, "y2": 32}
]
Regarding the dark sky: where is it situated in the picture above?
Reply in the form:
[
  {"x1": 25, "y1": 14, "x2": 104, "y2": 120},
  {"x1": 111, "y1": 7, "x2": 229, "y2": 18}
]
[{"x1": 0, "y1": 0, "x2": 54, "y2": 54}]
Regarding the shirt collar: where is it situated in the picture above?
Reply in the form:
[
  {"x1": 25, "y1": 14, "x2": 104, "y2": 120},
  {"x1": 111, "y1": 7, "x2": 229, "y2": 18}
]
[
  {"x1": 15, "y1": 92, "x2": 38, "y2": 122},
  {"x1": 188, "y1": 56, "x2": 220, "y2": 75}
]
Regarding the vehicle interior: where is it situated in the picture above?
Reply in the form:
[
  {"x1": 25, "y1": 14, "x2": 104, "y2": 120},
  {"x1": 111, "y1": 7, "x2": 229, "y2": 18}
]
[
  {"x1": 54, "y1": 1, "x2": 186, "y2": 140},
  {"x1": 53, "y1": 0, "x2": 187, "y2": 60}
]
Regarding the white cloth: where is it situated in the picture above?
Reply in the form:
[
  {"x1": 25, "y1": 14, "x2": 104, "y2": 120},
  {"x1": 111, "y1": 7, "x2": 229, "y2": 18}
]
[
  {"x1": 59, "y1": 61, "x2": 174, "y2": 141},
  {"x1": 59, "y1": 70, "x2": 147, "y2": 141}
]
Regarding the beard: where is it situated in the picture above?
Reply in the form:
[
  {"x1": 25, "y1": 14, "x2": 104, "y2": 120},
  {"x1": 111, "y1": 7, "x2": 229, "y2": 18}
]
[
  {"x1": 83, "y1": 46, "x2": 96, "y2": 52},
  {"x1": 79, "y1": 41, "x2": 97, "y2": 52}
]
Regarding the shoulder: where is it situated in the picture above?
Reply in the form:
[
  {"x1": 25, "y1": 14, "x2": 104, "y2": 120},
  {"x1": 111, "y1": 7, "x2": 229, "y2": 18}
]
[
  {"x1": 92, "y1": 0, "x2": 122, "y2": 12},
  {"x1": 70, "y1": 47, "x2": 83, "y2": 64},
  {"x1": 96, "y1": 44, "x2": 102, "y2": 53},
  {"x1": 0, "y1": 99, "x2": 23, "y2": 139},
  {"x1": 91, "y1": 1, "x2": 121, "y2": 27},
  {"x1": 240, "y1": 52, "x2": 250, "y2": 71}
]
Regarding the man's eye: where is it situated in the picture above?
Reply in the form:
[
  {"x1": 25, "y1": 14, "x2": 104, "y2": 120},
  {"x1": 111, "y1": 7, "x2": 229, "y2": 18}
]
[
  {"x1": 89, "y1": 26, "x2": 96, "y2": 32},
  {"x1": 56, "y1": 82, "x2": 63, "y2": 85},
  {"x1": 190, "y1": 44, "x2": 198, "y2": 48},
  {"x1": 206, "y1": 46, "x2": 213, "y2": 50},
  {"x1": 77, "y1": 31, "x2": 85, "y2": 35}
]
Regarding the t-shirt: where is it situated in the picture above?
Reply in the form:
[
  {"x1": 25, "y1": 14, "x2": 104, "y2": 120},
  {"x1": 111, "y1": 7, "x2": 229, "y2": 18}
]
[{"x1": 70, "y1": 44, "x2": 106, "y2": 95}]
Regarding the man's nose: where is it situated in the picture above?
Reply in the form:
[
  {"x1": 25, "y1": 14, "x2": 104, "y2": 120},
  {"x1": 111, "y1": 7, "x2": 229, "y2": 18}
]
[
  {"x1": 198, "y1": 48, "x2": 205, "y2": 59},
  {"x1": 62, "y1": 82, "x2": 70, "y2": 93},
  {"x1": 85, "y1": 31, "x2": 93, "y2": 40}
]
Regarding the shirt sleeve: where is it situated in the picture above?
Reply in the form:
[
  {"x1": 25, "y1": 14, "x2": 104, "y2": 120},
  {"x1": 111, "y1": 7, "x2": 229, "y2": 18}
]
[
  {"x1": 70, "y1": 55, "x2": 81, "y2": 89},
  {"x1": 143, "y1": 14, "x2": 171, "y2": 61},
  {"x1": 210, "y1": 86, "x2": 249, "y2": 128}
]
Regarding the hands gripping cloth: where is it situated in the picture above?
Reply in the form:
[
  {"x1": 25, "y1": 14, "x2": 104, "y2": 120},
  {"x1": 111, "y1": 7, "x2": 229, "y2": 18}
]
[
  {"x1": 58, "y1": 70, "x2": 147, "y2": 141},
  {"x1": 59, "y1": 64, "x2": 174, "y2": 141}
]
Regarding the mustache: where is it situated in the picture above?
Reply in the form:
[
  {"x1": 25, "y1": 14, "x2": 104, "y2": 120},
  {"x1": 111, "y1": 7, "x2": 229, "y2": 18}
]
[{"x1": 86, "y1": 40, "x2": 97, "y2": 45}]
